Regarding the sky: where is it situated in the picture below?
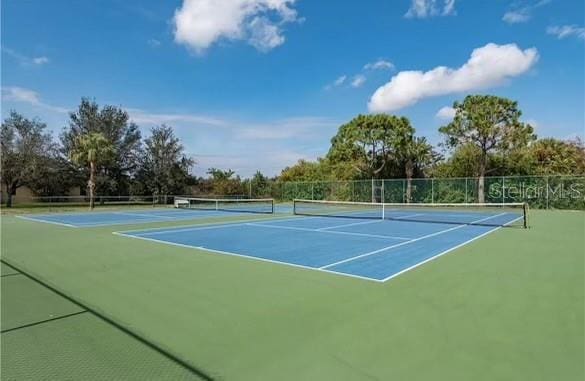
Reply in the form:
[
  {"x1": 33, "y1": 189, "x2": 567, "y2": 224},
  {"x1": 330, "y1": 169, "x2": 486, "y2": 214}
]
[{"x1": 1, "y1": 0, "x2": 584, "y2": 178}]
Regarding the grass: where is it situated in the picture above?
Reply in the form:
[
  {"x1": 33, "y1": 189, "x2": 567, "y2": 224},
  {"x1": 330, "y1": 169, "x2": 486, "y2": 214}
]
[{"x1": 1, "y1": 209, "x2": 583, "y2": 380}]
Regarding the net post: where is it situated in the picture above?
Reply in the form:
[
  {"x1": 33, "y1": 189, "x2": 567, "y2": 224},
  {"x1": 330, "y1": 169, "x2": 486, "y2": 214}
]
[
  {"x1": 382, "y1": 203, "x2": 385, "y2": 220},
  {"x1": 523, "y1": 202, "x2": 529, "y2": 228}
]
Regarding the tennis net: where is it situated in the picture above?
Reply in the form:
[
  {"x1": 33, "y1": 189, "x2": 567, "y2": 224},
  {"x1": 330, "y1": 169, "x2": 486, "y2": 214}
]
[
  {"x1": 293, "y1": 199, "x2": 528, "y2": 228},
  {"x1": 174, "y1": 197, "x2": 274, "y2": 214}
]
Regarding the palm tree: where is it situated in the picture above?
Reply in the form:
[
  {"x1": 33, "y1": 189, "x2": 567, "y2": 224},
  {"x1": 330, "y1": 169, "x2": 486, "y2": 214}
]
[
  {"x1": 70, "y1": 132, "x2": 114, "y2": 210},
  {"x1": 396, "y1": 135, "x2": 434, "y2": 203}
]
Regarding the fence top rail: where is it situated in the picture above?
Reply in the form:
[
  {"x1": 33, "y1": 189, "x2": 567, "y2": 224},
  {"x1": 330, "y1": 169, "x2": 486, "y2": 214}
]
[
  {"x1": 293, "y1": 199, "x2": 527, "y2": 207},
  {"x1": 279, "y1": 175, "x2": 585, "y2": 185},
  {"x1": 29, "y1": 195, "x2": 156, "y2": 200}
]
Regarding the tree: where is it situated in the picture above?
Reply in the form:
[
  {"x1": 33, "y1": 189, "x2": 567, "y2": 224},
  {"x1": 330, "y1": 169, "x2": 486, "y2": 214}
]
[
  {"x1": 70, "y1": 133, "x2": 115, "y2": 210},
  {"x1": 327, "y1": 114, "x2": 414, "y2": 179},
  {"x1": 62, "y1": 98, "x2": 141, "y2": 195},
  {"x1": 395, "y1": 134, "x2": 435, "y2": 202},
  {"x1": 431, "y1": 143, "x2": 485, "y2": 178},
  {"x1": 439, "y1": 95, "x2": 535, "y2": 202},
  {"x1": 249, "y1": 170, "x2": 271, "y2": 197},
  {"x1": 136, "y1": 125, "x2": 195, "y2": 196},
  {"x1": 206, "y1": 168, "x2": 244, "y2": 196},
  {"x1": 27, "y1": 155, "x2": 82, "y2": 197},
  {"x1": 279, "y1": 159, "x2": 330, "y2": 182},
  {"x1": 528, "y1": 138, "x2": 585, "y2": 175},
  {"x1": 1, "y1": 111, "x2": 55, "y2": 207}
]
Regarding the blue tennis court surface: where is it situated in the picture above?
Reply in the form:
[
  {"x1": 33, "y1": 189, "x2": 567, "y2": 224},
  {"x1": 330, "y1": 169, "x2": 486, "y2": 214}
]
[
  {"x1": 116, "y1": 211, "x2": 523, "y2": 282},
  {"x1": 16, "y1": 208, "x2": 272, "y2": 228}
]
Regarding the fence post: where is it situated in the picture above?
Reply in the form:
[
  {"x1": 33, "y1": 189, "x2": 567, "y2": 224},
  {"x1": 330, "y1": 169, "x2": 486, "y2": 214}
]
[
  {"x1": 465, "y1": 178, "x2": 468, "y2": 203},
  {"x1": 502, "y1": 176, "x2": 505, "y2": 204},
  {"x1": 381, "y1": 180, "x2": 385, "y2": 204},
  {"x1": 546, "y1": 176, "x2": 549, "y2": 209},
  {"x1": 431, "y1": 178, "x2": 434, "y2": 204}
]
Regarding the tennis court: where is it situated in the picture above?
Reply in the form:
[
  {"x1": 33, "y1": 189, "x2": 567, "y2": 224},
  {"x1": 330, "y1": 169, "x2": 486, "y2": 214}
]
[
  {"x1": 2, "y1": 200, "x2": 583, "y2": 380},
  {"x1": 115, "y1": 200, "x2": 526, "y2": 282},
  {"x1": 16, "y1": 198, "x2": 276, "y2": 227}
]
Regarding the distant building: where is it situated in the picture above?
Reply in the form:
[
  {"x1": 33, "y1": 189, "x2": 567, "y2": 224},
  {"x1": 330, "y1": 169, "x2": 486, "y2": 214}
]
[{"x1": 0, "y1": 185, "x2": 81, "y2": 205}]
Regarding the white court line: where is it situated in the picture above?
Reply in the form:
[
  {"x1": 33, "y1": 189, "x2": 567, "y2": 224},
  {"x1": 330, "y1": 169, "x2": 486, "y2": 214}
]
[
  {"x1": 123, "y1": 215, "x2": 317, "y2": 235},
  {"x1": 317, "y1": 219, "x2": 383, "y2": 231},
  {"x1": 112, "y1": 231, "x2": 384, "y2": 283},
  {"x1": 113, "y1": 212, "x2": 521, "y2": 284},
  {"x1": 113, "y1": 212, "x2": 175, "y2": 219},
  {"x1": 15, "y1": 215, "x2": 78, "y2": 228},
  {"x1": 320, "y1": 212, "x2": 509, "y2": 270},
  {"x1": 379, "y1": 216, "x2": 523, "y2": 282},
  {"x1": 247, "y1": 222, "x2": 412, "y2": 241},
  {"x1": 73, "y1": 211, "x2": 247, "y2": 227}
]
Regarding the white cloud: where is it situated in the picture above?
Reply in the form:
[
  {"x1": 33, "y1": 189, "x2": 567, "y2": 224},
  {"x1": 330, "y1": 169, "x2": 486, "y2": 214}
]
[
  {"x1": 436, "y1": 106, "x2": 456, "y2": 120},
  {"x1": 364, "y1": 60, "x2": 394, "y2": 71},
  {"x1": 368, "y1": 43, "x2": 539, "y2": 113},
  {"x1": 236, "y1": 117, "x2": 337, "y2": 140},
  {"x1": 2, "y1": 47, "x2": 50, "y2": 66},
  {"x1": 192, "y1": 149, "x2": 318, "y2": 177},
  {"x1": 128, "y1": 109, "x2": 336, "y2": 142},
  {"x1": 443, "y1": 0, "x2": 456, "y2": 15},
  {"x1": 136, "y1": 113, "x2": 337, "y2": 177},
  {"x1": 2, "y1": 86, "x2": 41, "y2": 104},
  {"x1": 502, "y1": 11, "x2": 530, "y2": 24},
  {"x1": 166, "y1": 115, "x2": 336, "y2": 177},
  {"x1": 502, "y1": 0, "x2": 550, "y2": 24},
  {"x1": 334, "y1": 75, "x2": 346, "y2": 86},
  {"x1": 172, "y1": 0, "x2": 299, "y2": 53},
  {"x1": 547, "y1": 25, "x2": 585, "y2": 40},
  {"x1": 1, "y1": 86, "x2": 336, "y2": 178},
  {"x1": 32, "y1": 56, "x2": 49, "y2": 65},
  {"x1": 1, "y1": 86, "x2": 68, "y2": 113},
  {"x1": 147, "y1": 39, "x2": 161, "y2": 47},
  {"x1": 248, "y1": 16, "x2": 285, "y2": 52},
  {"x1": 127, "y1": 108, "x2": 228, "y2": 127},
  {"x1": 325, "y1": 75, "x2": 347, "y2": 90},
  {"x1": 405, "y1": 0, "x2": 456, "y2": 19},
  {"x1": 351, "y1": 74, "x2": 366, "y2": 88}
]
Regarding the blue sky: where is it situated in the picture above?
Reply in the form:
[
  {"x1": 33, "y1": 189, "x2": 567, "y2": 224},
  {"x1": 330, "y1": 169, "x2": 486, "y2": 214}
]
[{"x1": 2, "y1": 0, "x2": 584, "y2": 177}]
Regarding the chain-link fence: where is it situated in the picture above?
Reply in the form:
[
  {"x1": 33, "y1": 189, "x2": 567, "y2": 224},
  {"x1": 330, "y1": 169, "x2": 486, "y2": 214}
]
[
  {"x1": 3, "y1": 176, "x2": 584, "y2": 210},
  {"x1": 267, "y1": 175, "x2": 585, "y2": 210}
]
